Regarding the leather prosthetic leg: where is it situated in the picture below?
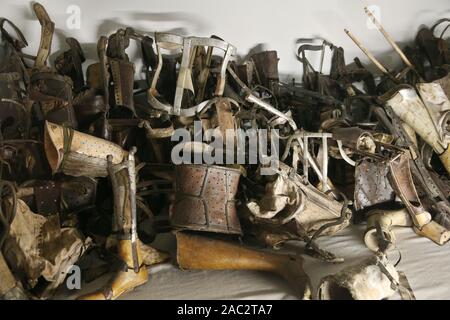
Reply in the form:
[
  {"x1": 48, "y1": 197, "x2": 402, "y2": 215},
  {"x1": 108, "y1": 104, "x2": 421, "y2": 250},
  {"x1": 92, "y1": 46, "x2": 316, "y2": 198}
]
[
  {"x1": 364, "y1": 208, "x2": 412, "y2": 252},
  {"x1": 44, "y1": 122, "x2": 148, "y2": 299},
  {"x1": 171, "y1": 164, "x2": 312, "y2": 299},
  {"x1": 383, "y1": 86, "x2": 450, "y2": 175},
  {"x1": 78, "y1": 148, "x2": 148, "y2": 299},
  {"x1": 388, "y1": 153, "x2": 450, "y2": 245},
  {"x1": 176, "y1": 232, "x2": 312, "y2": 299},
  {"x1": 317, "y1": 253, "x2": 412, "y2": 300}
]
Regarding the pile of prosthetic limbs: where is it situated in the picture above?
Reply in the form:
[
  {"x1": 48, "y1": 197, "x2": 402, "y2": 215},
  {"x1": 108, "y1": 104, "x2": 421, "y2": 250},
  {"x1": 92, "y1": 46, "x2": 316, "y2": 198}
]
[{"x1": 1, "y1": 3, "x2": 450, "y2": 300}]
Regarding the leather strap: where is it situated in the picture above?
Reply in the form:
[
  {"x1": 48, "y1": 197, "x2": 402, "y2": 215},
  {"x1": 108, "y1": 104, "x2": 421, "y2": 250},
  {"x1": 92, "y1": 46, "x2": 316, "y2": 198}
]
[
  {"x1": 431, "y1": 18, "x2": 450, "y2": 40},
  {"x1": 29, "y1": 72, "x2": 73, "y2": 102},
  {"x1": 0, "y1": 72, "x2": 21, "y2": 82},
  {"x1": 34, "y1": 181, "x2": 61, "y2": 215},
  {"x1": 384, "y1": 104, "x2": 450, "y2": 204},
  {"x1": 375, "y1": 256, "x2": 416, "y2": 300},
  {"x1": 297, "y1": 39, "x2": 334, "y2": 83},
  {"x1": 397, "y1": 271, "x2": 416, "y2": 300},
  {"x1": 56, "y1": 37, "x2": 85, "y2": 91},
  {"x1": 33, "y1": 3, "x2": 54, "y2": 68},
  {"x1": 107, "y1": 29, "x2": 129, "y2": 60},
  {"x1": 59, "y1": 126, "x2": 74, "y2": 171},
  {"x1": 0, "y1": 18, "x2": 28, "y2": 50},
  {"x1": 107, "y1": 148, "x2": 139, "y2": 272}
]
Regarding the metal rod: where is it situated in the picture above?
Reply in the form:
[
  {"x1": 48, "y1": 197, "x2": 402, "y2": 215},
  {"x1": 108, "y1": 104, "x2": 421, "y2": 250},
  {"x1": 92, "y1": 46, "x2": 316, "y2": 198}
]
[
  {"x1": 322, "y1": 136, "x2": 329, "y2": 191},
  {"x1": 303, "y1": 136, "x2": 309, "y2": 183},
  {"x1": 319, "y1": 41, "x2": 326, "y2": 74},
  {"x1": 344, "y1": 29, "x2": 390, "y2": 75},
  {"x1": 245, "y1": 93, "x2": 298, "y2": 130},
  {"x1": 364, "y1": 6, "x2": 414, "y2": 68}
]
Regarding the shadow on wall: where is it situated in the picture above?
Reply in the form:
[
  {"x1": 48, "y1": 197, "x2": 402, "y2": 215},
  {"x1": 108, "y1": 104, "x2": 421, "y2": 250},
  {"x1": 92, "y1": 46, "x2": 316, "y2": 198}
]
[
  {"x1": 276, "y1": 36, "x2": 413, "y2": 81},
  {"x1": 47, "y1": 12, "x2": 193, "y2": 72},
  {"x1": 278, "y1": 46, "x2": 411, "y2": 82},
  {"x1": 96, "y1": 18, "x2": 189, "y2": 40},
  {"x1": 15, "y1": 5, "x2": 211, "y2": 64},
  {"x1": 236, "y1": 43, "x2": 268, "y2": 63},
  {"x1": 48, "y1": 28, "x2": 69, "y2": 66},
  {"x1": 292, "y1": 37, "x2": 335, "y2": 76},
  {"x1": 128, "y1": 12, "x2": 209, "y2": 34},
  {"x1": 93, "y1": 11, "x2": 209, "y2": 40},
  {"x1": 13, "y1": 4, "x2": 448, "y2": 83},
  {"x1": 342, "y1": 39, "x2": 416, "y2": 76}
]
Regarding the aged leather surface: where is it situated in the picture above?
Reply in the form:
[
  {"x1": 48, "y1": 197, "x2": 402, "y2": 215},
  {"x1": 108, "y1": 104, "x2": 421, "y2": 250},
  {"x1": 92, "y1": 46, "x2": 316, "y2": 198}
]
[
  {"x1": 354, "y1": 158, "x2": 395, "y2": 211},
  {"x1": 2, "y1": 199, "x2": 91, "y2": 296},
  {"x1": 171, "y1": 164, "x2": 242, "y2": 235}
]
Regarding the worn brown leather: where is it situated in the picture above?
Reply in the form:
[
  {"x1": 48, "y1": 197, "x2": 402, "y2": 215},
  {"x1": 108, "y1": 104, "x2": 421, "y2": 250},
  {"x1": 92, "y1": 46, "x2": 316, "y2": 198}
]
[
  {"x1": 78, "y1": 149, "x2": 148, "y2": 300},
  {"x1": 109, "y1": 58, "x2": 135, "y2": 113},
  {"x1": 26, "y1": 4, "x2": 81, "y2": 130},
  {"x1": 44, "y1": 102, "x2": 78, "y2": 128},
  {"x1": 354, "y1": 158, "x2": 396, "y2": 211},
  {"x1": 32, "y1": 2, "x2": 54, "y2": 69},
  {"x1": 331, "y1": 126, "x2": 376, "y2": 154},
  {"x1": 55, "y1": 37, "x2": 85, "y2": 93},
  {"x1": 76, "y1": 239, "x2": 148, "y2": 300},
  {"x1": 0, "y1": 20, "x2": 30, "y2": 140},
  {"x1": 388, "y1": 153, "x2": 431, "y2": 228},
  {"x1": 0, "y1": 100, "x2": 28, "y2": 139},
  {"x1": 18, "y1": 177, "x2": 97, "y2": 215},
  {"x1": 170, "y1": 164, "x2": 242, "y2": 235},
  {"x1": 29, "y1": 72, "x2": 73, "y2": 102},
  {"x1": 250, "y1": 50, "x2": 280, "y2": 95},
  {"x1": 72, "y1": 89, "x2": 107, "y2": 126},
  {"x1": 416, "y1": 23, "x2": 449, "y2": 68},
  {"x1": 2, "y1": 199, "x2": 90, "y2": 298},
  {"x1": 104, "y1": 29, "x2": 137, "y2": 115}
]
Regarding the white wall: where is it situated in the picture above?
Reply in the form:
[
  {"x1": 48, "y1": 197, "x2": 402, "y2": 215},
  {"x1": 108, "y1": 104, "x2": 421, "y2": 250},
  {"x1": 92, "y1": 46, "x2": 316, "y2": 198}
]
[{"x1": 3, "y1": 0, "x2": 450, "y2": 81}]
